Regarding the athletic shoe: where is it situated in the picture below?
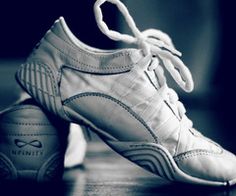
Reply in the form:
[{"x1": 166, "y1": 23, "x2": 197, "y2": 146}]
[
  {"x1": 18, "y1": 91, "x2": 87, "y2": 169},
  {"x1": 15, "y1": 0, "x2": 236, "y2": 186},
  {"x1": 0, "y1": 99, "x2": 69, "y2": 181}
]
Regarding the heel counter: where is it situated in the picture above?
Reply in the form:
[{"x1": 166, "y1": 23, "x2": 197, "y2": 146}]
[
  {"x1": 0, "y1": 104, "x2": 69, "y2": 182},
  {"x1": 16, "y1": 60, "x2": 69, "y2": 120}
]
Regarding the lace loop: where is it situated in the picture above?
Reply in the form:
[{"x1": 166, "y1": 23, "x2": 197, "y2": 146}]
[
  {"x1": 94, "y1": 0, "x2": 142, "y2": 43},
  {"x1": 94, "y1": 0, "x2": 194, "y2": 93}
]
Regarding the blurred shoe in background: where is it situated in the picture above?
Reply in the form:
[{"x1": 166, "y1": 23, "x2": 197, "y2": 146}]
[
  {"x1": 18, "y1": 91, "x2": 87, "y2": 169},
  {"x1": 0, "y1": 98, "x2": 69, "y2": 181},
  {"x1": 0, "y1": 92, "x2": 87, "y2": 181}
]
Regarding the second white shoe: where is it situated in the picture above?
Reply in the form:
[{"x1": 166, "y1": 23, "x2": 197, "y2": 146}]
[{"x1": 18, "y1": 91, "x2": 87, "y2": 169}]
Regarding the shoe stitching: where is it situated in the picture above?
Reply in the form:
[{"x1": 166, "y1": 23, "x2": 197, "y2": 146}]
[
  {"x1": 62, "y1": 61, "x2": 133, "y2": 73},
  {"x1": 63, "y1": 92, "x2": 158, "y2": 143},
  {"x1": 19, "y1": 79, "x2": 56, "y2": 98},
  {"x1": 0, "y1": 134, "x2": 56, "y2": 136},
  {"x1": 50, "y1": 31, "x2": 133, "y2": 60},
  {"x1": 18, "y1": 61, "x2": 70, "y2": 119},
  {"x1": 32, "y1": 61, "x2": 58, "y2": 94},
  {"x1": 0, "y1": 107, "x2": 52, "y2": 126},
  {"x1": 20, "y1": 61, "x2": 58, "y2": 96},
  {"x1": 45, "y1": 37, "x2": 134, "y2": 72},
  {"x1": 174, "y1": 149, "x2": 224, "y2": 162},
  {"x1": 0, "y1": 105, "x2": 42, "y2": 116},
  {"x1": 0, "y1": 122, "x2": 52, "y2": 126}
]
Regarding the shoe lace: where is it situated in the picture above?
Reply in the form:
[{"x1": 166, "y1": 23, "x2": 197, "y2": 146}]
[{"x1": 94, "y1": 0, "x2": 194, "y2": 127}]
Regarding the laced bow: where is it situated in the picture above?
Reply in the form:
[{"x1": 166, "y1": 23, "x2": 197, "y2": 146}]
[{"x1": 94, "y1": 0, "x2": 194, "y2": 123}]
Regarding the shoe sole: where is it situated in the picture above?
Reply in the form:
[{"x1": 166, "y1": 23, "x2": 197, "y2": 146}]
[{"x1": 16, "y1": 62, "x2": 236, "y2": 187}]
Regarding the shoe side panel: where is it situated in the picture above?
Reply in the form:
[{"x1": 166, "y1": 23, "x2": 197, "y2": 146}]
[
  {"x1": 60, "y1": 66, "x2": 182, "y2": 154},
  {"x1": 63, "y1": 93, "x2": 157, "y2": 143}
]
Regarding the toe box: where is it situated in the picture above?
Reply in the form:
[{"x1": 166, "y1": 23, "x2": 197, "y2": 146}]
[{"x1": 174, "y1": 148, "x2": 236, "y2": 185}]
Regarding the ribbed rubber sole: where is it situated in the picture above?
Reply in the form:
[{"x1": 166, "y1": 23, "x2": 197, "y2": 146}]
[
  {"x1": 16, "y1": 61, "x2": 68, "y2": 120},
  {"x1": 116, "y1": 144, "x2": 175, "y2": 181},
  {"x1": 106, "y1": 141, "x2": 234, "y2": 187}
]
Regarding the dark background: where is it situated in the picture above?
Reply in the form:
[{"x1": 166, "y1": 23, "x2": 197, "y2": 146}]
[
  {"x1": 0, "y1": 1, "x2": 236, "y2": 195},
  {"x1": 0, "y1": 0, "x2": 235, "y2": 152},
  {"x1": 0, "y1": 0, "x2": 118, "y2": 57}
]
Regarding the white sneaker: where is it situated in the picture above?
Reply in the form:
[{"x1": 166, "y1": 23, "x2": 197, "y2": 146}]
[
  {"x1": 18, "y1": 91, "x2": 87, "y2": 169},
  {"x1": 15, "y1": 0, "x2": 236, "y2": 186}
]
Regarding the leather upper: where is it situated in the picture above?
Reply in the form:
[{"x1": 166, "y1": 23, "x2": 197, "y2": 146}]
[
  {"x1": 23, "y1": 17, "x2": 236, "y2": 183},
  {"x1": 174, "y1": 149, "x2": 236, "y2": 182}
]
